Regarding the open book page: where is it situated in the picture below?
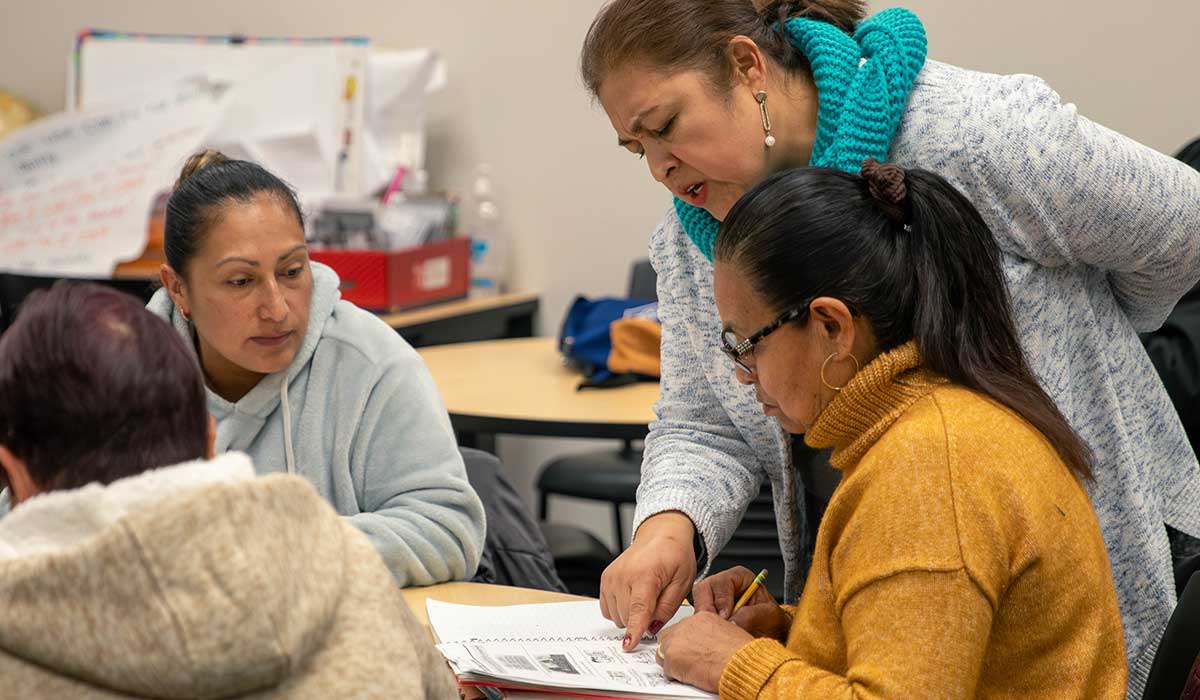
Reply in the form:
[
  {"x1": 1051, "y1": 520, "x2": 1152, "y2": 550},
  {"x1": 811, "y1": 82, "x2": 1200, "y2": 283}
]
[
  {"x1": 427, "y1": 600, "x2": 716, "y2": 700},
  {"x1": 427, "y1": 599, "x2": 689, "y2": 644},
  {"x1": 438, "y1": 639, "x2": 714, "y2": 699}
]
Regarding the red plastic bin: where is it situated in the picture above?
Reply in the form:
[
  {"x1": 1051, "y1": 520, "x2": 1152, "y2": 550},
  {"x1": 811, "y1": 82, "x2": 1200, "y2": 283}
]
[{"x1": 309, "y1": 237, "x2": 470, "y2": 311}]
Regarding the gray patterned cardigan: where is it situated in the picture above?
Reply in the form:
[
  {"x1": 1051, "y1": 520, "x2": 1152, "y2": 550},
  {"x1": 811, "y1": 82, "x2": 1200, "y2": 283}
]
[{"x1": 635, "y1": 60, "x2": 1200, "y2": 698}]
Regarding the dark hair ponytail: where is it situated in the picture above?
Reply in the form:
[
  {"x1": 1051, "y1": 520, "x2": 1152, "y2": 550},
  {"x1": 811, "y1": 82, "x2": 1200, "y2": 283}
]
[
  {"x1": 714, "y1": 164, "x2": 1094, "y2": 481},
  {"x1": 164, "y1": 149, "x2": 304, "y2": 277}
]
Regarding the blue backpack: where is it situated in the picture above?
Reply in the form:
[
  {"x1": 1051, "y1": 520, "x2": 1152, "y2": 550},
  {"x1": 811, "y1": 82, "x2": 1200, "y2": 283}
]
[{"x1": 558, "y1": 295, "x2": 656, "y2": 387}]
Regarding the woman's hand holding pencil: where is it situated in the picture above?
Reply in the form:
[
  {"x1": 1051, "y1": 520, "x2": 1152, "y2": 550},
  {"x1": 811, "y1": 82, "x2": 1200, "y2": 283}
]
[
  {"x1": 655, "y1": 567, "x2": 785, "y2": 692},
  {"x1": 691, "y1": 566, "x2": 792, "y2": 642}
]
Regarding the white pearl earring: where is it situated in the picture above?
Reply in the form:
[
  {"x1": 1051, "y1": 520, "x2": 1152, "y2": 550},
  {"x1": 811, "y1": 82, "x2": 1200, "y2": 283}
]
[{"x1": 756, "y1": 91, "x2": 776, "y2": 148}]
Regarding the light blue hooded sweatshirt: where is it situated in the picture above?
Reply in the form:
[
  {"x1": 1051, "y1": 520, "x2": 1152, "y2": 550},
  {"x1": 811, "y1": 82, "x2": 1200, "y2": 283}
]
[{"x1": 146, "y1": 261, "x2": 485, "y2": 587}]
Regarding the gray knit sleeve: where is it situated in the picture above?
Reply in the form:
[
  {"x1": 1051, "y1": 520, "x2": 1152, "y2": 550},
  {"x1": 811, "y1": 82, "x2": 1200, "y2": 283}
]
[
  {"x1": 964, "y1": 74, "x2": 1200, "y2": 331},
  {"x1": 634, "y1": 211, "x2": 766, "y2": 577}
]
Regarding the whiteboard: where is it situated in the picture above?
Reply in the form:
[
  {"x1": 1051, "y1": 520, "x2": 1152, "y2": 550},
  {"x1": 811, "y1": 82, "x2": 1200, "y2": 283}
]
[{"x1": 71, "y1": 32, "x2": 369, "y2": 197}]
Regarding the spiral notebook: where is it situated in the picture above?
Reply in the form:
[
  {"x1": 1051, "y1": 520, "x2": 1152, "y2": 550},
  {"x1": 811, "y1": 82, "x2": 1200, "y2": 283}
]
[{"x1": 427, "y1": 600, "x2": 716, "y2": 700}]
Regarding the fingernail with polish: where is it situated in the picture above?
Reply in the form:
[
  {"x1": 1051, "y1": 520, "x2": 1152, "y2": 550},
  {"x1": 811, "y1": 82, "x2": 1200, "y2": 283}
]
[
  {"x1": 623, "y1": 634, "x2": 631, "y2": 649},
  {"x1": 648, "y1": 620, "x2": 665, "y2": 636}
]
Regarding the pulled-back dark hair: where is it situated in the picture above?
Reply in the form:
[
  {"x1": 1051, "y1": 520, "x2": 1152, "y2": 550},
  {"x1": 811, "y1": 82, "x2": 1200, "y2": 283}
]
[
  {"x1": 581, "y1": 0, "x2": 867, "y2": 96},
  {"x1": 165, "y1": 149, "x2": 304, "y2": 276},
  {"x1": 714, "y1": 164, "x2": 1094, "y2": 481},
  {"x1": 0, "y1": 282, "x2": 209, "y2": 491}
]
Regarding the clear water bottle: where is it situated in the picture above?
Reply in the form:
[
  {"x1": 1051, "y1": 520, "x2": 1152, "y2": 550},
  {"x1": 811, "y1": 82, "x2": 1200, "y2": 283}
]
[{"x1": 468, "y1": 164, "x2": 506, "y2": 298}]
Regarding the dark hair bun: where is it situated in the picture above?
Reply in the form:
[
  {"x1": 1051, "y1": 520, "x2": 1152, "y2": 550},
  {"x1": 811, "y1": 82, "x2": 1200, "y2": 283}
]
[
  {"x1": 860, "y1": 158, "x2": 907, "y2": 205},
  {"x1": 175, "y1": 149, "x2": 228, "y2": 189}
]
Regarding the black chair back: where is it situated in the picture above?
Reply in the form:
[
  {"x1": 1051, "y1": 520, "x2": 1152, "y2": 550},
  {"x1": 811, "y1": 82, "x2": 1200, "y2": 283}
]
[
  {"x1": 1143, "y1": 571, "x2": 1200, "y2": 700},
  {"x1": 708, "y1": 484, "x2": 786, "y2": 601},
  {"x1": 627, "y1": 259, "x2": 657, "y2": 301}
]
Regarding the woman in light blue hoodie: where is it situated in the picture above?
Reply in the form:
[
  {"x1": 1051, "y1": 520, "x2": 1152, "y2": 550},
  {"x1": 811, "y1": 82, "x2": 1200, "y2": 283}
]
[{"x1": 147, "y1": 149, "x2": 485, "y2": 587}]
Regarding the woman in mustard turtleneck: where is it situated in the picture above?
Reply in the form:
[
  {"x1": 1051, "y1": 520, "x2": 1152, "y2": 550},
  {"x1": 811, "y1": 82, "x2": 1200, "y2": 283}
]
[{"x1": 653, "y1": 160, "x2": 1128, "y2": 699}]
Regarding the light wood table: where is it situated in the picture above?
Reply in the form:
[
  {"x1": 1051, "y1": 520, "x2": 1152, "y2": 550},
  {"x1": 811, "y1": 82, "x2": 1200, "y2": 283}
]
[
  {"x1": 418, "y1": 337, "x2": 659, "y2": 451},
  {"x1": 401, "y1": 581, "x2": 588, "y2": 629}
]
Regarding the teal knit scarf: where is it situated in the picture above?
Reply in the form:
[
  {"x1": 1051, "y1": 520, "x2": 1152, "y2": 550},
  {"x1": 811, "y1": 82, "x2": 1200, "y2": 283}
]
[{"x1": 675, "y1": 7, "x2": 927, "y2": 260}]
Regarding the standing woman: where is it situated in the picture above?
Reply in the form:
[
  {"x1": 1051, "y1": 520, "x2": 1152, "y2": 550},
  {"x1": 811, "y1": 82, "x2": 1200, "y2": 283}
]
[
  {"x1": 581, "y1": 0, "x2": 1200, "y2": 691},
  {"x1": 148, "y1": 150, "x2": 486, "y2": 587}
]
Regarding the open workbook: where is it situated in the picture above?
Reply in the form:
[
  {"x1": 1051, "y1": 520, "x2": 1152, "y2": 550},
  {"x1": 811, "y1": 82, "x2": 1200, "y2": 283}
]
[{"x1": 427, "y1": 599, "x2": 717, "y2": 700}]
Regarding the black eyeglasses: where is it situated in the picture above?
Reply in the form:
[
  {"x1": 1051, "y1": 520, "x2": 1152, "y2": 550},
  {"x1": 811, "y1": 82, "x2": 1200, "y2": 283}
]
[{"x1": 720, "y1": 305, "x2": 808, "y2": 374}]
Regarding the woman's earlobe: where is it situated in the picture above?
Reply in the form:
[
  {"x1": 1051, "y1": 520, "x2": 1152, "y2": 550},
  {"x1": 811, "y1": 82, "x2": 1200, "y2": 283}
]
[
  {"x1": 809, "y1": 297, "x2": 857, "y2": 352},
  {"x1": 159, "y1": 265, "x2": 191, "y2": 319},
  {"x1": 0, "y1": 444, "x2": 38, "y2": 504}
]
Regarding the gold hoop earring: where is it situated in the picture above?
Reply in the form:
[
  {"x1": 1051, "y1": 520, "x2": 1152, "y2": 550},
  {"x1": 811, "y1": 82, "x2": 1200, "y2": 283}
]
[
  {"x1": 755, "y1": 91, "x2": 775, "y2": 148},
  {"x1": 820, "y1": 352, "x2": 861, "y2": 392}
]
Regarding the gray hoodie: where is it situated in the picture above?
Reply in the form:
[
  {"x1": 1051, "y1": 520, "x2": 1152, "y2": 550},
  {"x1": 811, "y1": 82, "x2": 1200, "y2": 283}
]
[
  {"x1": 0, "y1": 453, "x2": 459, "y2": 699},
  {"x1": 146, "y1": 262, "x2": 485, "y2": 586}
]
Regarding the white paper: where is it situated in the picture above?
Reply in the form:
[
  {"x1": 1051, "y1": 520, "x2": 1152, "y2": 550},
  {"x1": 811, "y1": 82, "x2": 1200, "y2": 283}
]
[
  {"x1": 0, "y1": 79, "x2": 229, "y2": 275},
  {"x1": 439, "y1": 640, "x2": 713, "y2": 698},
  {"x1": 254, "y1": 126, "x2": 334, "y2": 200},
  {"x1": 72, "y1": 36, "x2": 368, "y2": 197},
  {"x1": 426, "y1": 600, "x2": 715, "y2": 700},
  {"x1": 67, "y1": 36, "x2": 438, "y2": 200},
  {"x1": 361, "y1": 48, "x2": 445, "y2": 191},
  {"x1": 427, "y1": 599, "x2": 692, "y2": 645}
]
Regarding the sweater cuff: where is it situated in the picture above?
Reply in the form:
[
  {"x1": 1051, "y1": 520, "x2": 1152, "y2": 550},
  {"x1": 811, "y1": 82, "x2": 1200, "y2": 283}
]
[
  {"x1": 719, "y1": 638, "x2": 799, "y2": 700},
  {"x1": 632, "y1": 490, "x2": 721, "y2": 577}
]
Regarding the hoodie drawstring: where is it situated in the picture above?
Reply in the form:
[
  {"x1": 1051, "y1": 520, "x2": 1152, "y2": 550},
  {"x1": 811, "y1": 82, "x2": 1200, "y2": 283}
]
[{"x1": 280, "y1": 376, "x2": 296, "y2": 475}]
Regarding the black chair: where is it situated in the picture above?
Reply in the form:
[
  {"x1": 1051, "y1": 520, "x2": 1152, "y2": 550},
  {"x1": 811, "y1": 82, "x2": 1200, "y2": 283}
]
[
  {"x1": 537, "y1": 442, "x2": 642, "y2": 550},
  {"x1": 0, "y1": 273, "x2": 157, "y2": 333},
  {"x1": 1178, "y1": 551, "x2": 1200, "y2": 597},
  {"x1": 1143, "y1": 569, "x2": 1200, "y2": 700},
  {"x1": 627, "y1": 259, "x2": 657, "y2": 300},
  {"x1": 538, "y1": 522, "x2": 614, "y2": 598},
  {"x1": 707, "y1": 484, "x2": 787, "y2": 601},
  {"x1": 536, "y1": 259, "x2": 656, "y2": 550}
]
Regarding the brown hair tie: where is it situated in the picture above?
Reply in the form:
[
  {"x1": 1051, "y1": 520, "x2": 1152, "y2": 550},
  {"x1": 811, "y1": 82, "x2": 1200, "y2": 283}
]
[
  {"x1": 860, "y1": 158, "x2": 906, "y2": 203},
  {"x1": 860, "y1": 158, "x2": 911, "y2": 230}
]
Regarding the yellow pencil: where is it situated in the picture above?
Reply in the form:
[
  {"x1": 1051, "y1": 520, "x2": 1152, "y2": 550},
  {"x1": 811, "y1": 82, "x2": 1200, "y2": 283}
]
[{"x1": 731, "y1": 569, "x2": 768, "y2": 614}]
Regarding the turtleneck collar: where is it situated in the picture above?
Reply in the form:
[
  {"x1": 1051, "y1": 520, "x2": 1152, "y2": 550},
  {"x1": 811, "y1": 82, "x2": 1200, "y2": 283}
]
[{"x1": 804, "y1": 340, "x2": 947, "y2": 469}]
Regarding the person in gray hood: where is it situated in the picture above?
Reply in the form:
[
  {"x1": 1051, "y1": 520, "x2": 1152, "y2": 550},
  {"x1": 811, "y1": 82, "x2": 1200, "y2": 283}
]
[
  {"x1": 0, "y1": 282, "x2": 458, "y2": 699},
  {"x1": 146, "y1": 149, "x2": 485, "y2": 586}
]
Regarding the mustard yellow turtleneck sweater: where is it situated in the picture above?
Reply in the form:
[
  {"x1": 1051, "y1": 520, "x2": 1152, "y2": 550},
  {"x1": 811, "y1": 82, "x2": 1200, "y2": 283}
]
[{"x1": 719, "y1": 342, "x2": 1127, "y2": 700}]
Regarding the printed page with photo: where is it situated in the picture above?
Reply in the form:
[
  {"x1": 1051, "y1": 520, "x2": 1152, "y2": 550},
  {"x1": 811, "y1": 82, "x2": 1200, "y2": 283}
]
[{"x1": 427, "y1": 600, "x2": 716, "y2": 700}]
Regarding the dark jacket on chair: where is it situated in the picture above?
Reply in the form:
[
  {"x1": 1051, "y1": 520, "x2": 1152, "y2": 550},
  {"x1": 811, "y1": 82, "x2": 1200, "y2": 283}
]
[{"x1": 461, "y1": 448, "x2": 568, "y2": 593}]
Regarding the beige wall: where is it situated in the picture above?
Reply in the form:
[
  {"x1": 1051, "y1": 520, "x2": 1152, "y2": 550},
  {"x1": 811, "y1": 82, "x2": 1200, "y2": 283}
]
[{"x1": 2, "y1": 0, "x2": 1198, "y2": 550}]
